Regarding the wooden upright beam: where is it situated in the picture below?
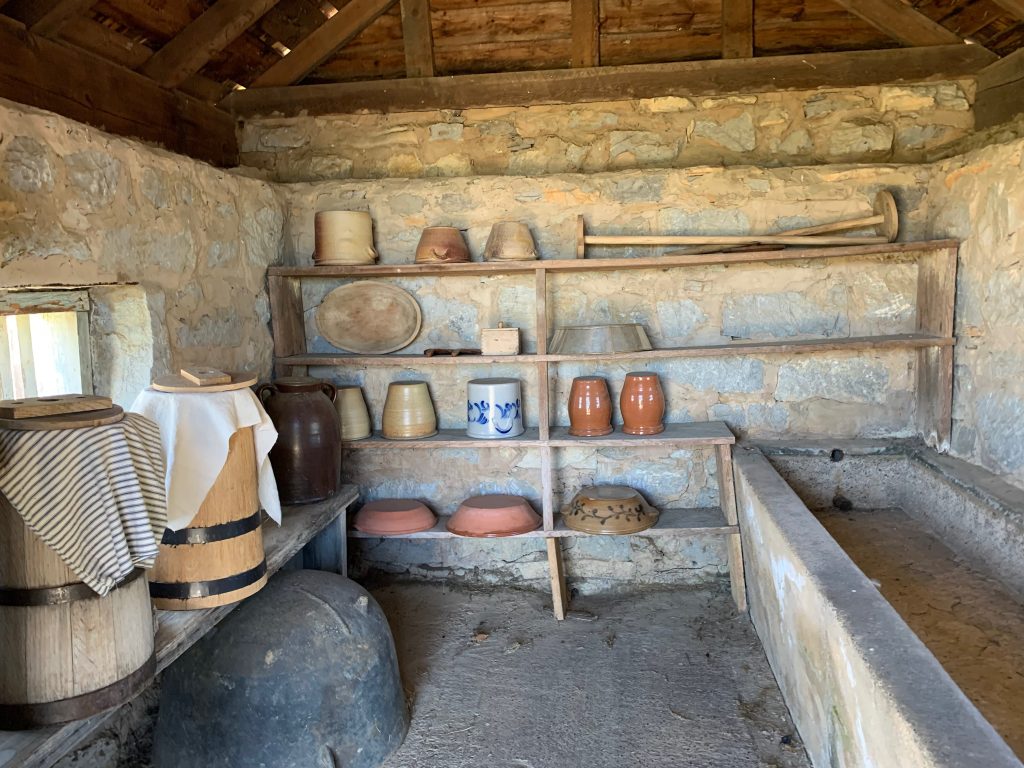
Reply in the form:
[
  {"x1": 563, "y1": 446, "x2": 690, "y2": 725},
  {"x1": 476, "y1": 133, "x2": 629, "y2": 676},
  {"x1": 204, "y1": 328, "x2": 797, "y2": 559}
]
[
  {"x1": 0, "y1": 16, "x2": 237, "y2": 166},
  {"x1": 722, "y1": 0, "x2": 753, "y2": 59},
  {"x1": 830, "y1": 0, "x2": 964, "y2": 47},
  {"x1": 140, "y1": 0, "x2": 282, "y2": 89},
  {"x1": 224, "y1": 43, "x2": 997, "y2": 117},
  {"x1": 251, "y1": 0, "x2": 399, "y2": 87},
  {"x1": 400, "y1": 0, "x2": 434, "y2": 78},
  {"x1": 570, "y1": 0, "x2": 599, "y2": 68}
]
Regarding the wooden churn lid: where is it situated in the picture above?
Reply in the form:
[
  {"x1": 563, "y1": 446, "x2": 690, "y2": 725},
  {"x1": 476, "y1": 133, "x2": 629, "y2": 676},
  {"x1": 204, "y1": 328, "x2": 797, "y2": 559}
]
[
  {"x1": 0, "y1": 394, "x2": 124, "y2": 431},
  {"x1": 151, "y1": 367, "x2": 257, "y2": 393}
]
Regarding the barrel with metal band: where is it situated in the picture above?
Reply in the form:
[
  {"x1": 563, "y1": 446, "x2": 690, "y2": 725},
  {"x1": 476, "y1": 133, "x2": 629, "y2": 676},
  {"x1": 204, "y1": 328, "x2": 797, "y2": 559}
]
[
  {"x1": 148, "y1": 426, "x2": 268, "y2": 610},
  {"x1": 0, "y1": 498, "x2": 155, "y2": 728}
]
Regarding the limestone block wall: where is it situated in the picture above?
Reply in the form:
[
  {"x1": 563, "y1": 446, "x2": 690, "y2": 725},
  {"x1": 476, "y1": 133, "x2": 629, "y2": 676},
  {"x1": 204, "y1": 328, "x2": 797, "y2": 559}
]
[
  {"x1": 0, "y1": 98, "x2": 281, "y2": 405},
  {"x1": 241, "y1": 81, "x2": 974, "y2": 181},
  {"x1": 927, "y1": 134, "x2": 1024, "y2": 490}
]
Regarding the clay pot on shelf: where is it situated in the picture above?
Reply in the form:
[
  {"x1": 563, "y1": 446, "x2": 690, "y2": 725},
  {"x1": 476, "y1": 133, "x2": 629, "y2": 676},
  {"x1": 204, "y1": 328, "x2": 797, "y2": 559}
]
[
  {"x1": 619, "y1": 372, "x2": 665, "y2": 435},
  {"x1": 314, "y1": 210, "x2": 377, "y2": 265},
  {"x1": 336, "y1": 385, "x2": 371, "y2": 441},
  {"x1": 447, "y1": 494, "x2": 541, "y2": 537},
  {"x1": 562, "y1": 485, "x2": 659, "y2": 535},
  {"x1": 382, "y1": 381, "x2": 438, "y2": 439},
  {"x1": 483, "y1": 221, "x2": 538, "y2": 261},
  {"x1": 354, "y1": 499, "x2": 436, "y2": 535},
  {"x1": 466, "y1": 377, "x2": 524, "y2": 439},
  {"x1": 415, "y1": 227, "x2": 470, "y2": 264},
  {"x1": 257, "y1": 377, "x2": 342, "y2": 505},
  {"x1": 568, "y1": 376, "x2": 613, "y2": 437}
]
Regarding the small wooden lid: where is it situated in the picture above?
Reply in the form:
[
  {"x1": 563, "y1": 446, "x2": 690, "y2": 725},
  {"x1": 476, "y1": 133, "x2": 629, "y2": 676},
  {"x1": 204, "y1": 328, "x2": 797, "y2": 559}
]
[{"x1": 151, "y1": 371, "x2": 257, "y2": 393}]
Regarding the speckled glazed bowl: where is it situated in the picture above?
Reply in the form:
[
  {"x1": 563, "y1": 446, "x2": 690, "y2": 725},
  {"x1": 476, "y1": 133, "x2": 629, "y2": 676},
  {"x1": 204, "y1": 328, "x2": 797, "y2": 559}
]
[
  {"x1": 354, "y1": 499, "x2": 437, "y2": 535},
  {"x1": 447, "y1": 494, "x2": 541, "y2": 537},
  {"x1": 562, "y1": 485, "x2": 659, "y2": 535}
]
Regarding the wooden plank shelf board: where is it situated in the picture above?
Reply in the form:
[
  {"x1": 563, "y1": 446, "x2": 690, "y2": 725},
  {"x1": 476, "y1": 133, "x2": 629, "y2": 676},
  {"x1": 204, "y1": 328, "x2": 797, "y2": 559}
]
[
  {"x1": 547, "y1": 421, "x2": 735, "y2": 447},
  {"x1": 283, "y1": 333, "x2": 954, "y2": 368},
  {"x1": 268, "y1": 239, "x2": 958, "y2": 278},
  {"x1": 349, "y1": 507, "x2": 734, "y2": 539},
  {"x1": 343, "y1": 428, "x2": 542, "y2": 448},
  {"x1": 0, "y1": 487, "x2": 359, "y2": 768}
]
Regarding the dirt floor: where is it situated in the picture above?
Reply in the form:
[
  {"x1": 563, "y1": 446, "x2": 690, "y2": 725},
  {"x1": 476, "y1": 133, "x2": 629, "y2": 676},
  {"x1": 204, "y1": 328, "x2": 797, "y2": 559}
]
[
  {"x1": 370, "y1": 580, "x2": 810, "y2": 768},
  {"x1": 815, "y1": 506, "x2": 1024, "y2": 759}
]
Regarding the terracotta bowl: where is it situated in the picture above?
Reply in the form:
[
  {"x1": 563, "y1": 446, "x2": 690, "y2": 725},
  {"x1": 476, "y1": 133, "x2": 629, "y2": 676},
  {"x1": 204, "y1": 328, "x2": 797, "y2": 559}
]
[
  {"x1": 354, "y1": 499, "x2": 437, "y2": 535},
  {"x1": 562, "y1": 485, "x2": 659, "y2": 535},
  {"x1": 447, "y1": 494, "x2": 541, "y2": 537}
]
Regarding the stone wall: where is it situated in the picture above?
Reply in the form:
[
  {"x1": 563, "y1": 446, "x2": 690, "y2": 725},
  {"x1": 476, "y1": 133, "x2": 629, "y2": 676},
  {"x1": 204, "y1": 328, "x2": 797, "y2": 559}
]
[
  {"x1": 0, "y1": 98, "x2": 281, "y2": 405},
  {"x1": 241, "y1": 81, "x2": 974, "y2": 181},
  {"x1": 927, "y1": 134, "x2": 1024, "y2": 490}
]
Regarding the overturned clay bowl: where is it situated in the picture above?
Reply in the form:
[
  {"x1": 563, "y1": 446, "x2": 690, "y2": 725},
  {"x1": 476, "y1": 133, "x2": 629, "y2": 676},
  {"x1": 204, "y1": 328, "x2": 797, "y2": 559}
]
[
  {"x1": 447, "y1": 494, "x2": 541, "y2": 538},
  {"x1": 354, "y1": 499, "x2": 437, "y2": 535},
  {"x1": 548, "y1": 324, "x2": 652, "y2": 355},
  {"x1": 562, "y1": 485, "x2": 659, "y2": 535}
]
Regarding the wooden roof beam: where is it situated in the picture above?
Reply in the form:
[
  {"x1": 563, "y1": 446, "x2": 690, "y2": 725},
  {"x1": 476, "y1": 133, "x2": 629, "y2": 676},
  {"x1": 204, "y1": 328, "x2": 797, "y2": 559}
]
[
  {"x1": 400, "y1": 0, "x2": 434, "y2": 78},
  {"x1": 223, "y1": 44, "x2": 997, "y2": 118},
  {"x1": 990, "y1": 0, "x2": 1024, "y2": 21},
  {"x1": 139, "y1": 0, "x2": 282, "y2": 89},
  {"x1": 0, "y1": 16, "x2": 237, "y2": 166},
  {"x1": 975, "y1": 47, "x2": 1024, "y2": 128},
  {"x1": 722, "y1": 0, "x2": 753, "y2": 59},
  {"x1": 570, "y1": 0, "x2": 599, "y2": 68},
  {"x1": 251, "y1": 0, "x2": 400, "y2": 87},
  {"x1": 4, "y1": 0, "x2": 97, "y2": 37},
  {"x1": 830, "y1": 0, "x2": 964, "y2": 47}
]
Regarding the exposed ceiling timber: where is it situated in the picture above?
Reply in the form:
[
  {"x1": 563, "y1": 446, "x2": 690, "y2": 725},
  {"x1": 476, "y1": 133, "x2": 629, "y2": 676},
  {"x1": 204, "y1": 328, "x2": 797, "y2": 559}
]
[
  {"x1": 6, "y1": 0, "x2": 96, "y2": 36},
  {"x1": 400, "y1": 0, "x2": 434, "y2": 77},
  {"x1": 990, "y1": 0, "x2": 1024, "y2": 22},
  {"x1": 224, "y1": 43, "x2": 996, "y2": 118},
  {"x1": 251, "y1": 0, "x2": 401, "y2": 87},
  {"x1": 978, "y1": 42, "x2": 1024, "y2": 89},
  {"x1": 722, "y1": 0, "x2": 753, "y2": 59},
  {"x1": 0, "y1": 15, "x2": 237, "y2": 165},
  {"x1": 140, "y1": 0, "x2": 283, "y2": 88},
  {"x1": 570, "y1": 0, "x2": 599, "y2": 67},
  {"x1": 975, "y1": 46, "x2": 1024, "y2": 126},
  {"x1": 830, "y1": 0, "x2": 965, "y2": 47}
]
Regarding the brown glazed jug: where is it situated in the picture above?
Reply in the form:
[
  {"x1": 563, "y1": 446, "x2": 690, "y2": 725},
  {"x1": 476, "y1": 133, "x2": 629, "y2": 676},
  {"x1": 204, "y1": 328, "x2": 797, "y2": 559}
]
[
  {"x1": 568, "y1": 376, "x2": 613, "y2": 437},
  {"x1": 620, "y1": 372, "x2": 665, "y2": 435},
  {"x1": 256, "y1": 377, "x2": 342, "y2": 505}
]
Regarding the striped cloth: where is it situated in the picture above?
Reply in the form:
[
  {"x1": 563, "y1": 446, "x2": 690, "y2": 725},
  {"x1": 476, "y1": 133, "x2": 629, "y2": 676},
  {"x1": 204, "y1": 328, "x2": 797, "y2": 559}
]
[{"x1": 0, "y1": 413, "x2": 167, "y2": 596}]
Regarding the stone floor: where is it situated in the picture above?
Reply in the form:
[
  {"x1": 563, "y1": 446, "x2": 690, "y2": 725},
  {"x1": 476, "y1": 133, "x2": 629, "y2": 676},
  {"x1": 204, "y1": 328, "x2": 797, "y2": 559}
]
[{"x1": 371, "y1": 580, "x2": 810, "y2": 768}]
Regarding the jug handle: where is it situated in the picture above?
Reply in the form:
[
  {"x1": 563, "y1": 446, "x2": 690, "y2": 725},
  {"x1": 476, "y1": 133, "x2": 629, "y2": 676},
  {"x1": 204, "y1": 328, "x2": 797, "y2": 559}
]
[
  {"x1": 255, "y1": 383, "x2": 277, "y2": 403},
  {"x1": 321, "y1": 382, "x2": 337, "y2": 402}
]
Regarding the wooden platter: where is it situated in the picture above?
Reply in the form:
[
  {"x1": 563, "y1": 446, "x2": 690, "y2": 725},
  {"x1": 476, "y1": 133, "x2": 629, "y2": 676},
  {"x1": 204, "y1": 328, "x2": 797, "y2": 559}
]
[
  {"x1": 0, "y1": 395, "x2": 112, "y2": 420},
  {"x1": 151, "y1": 372, "x2": 257, "y2": 393},
  {"x1": 315, "y1": 282, "x2": 422, "y2": 354},
  {"x1": 0, "y1": 406, "x2": 124, "y2": 431}
]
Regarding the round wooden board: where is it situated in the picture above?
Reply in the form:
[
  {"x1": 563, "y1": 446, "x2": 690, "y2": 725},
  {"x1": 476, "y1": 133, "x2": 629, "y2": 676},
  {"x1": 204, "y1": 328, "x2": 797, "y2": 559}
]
[
  {"x1": 152, "y1": 372, "x2": 258, "y2": 393},
  {"x1": 0, "y1": 406, "x2": 124, "y2": 431},
  {"x1": 874, "y1": 190, "x2": 899, "y2": 242},
  {"x1": 315, "y1": 282, "x2": 422, "y2": 354}
]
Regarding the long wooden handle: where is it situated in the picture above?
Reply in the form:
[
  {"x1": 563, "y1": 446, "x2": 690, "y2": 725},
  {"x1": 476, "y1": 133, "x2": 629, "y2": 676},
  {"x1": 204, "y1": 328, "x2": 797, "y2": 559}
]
[
  {"x1": 778, "y1": 213, "x2": 883, "y2": 237},
  {"x1": 585, "y1": 234, "x2": 890, "y2": 246}
]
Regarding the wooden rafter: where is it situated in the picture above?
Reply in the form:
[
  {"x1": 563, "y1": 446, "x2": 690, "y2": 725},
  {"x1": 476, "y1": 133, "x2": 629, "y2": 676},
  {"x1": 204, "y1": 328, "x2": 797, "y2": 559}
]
[
  {"x1": 570, "y1": 0, "x2": 599, "y2": 68},
  {"x1": 830, "y1": 0, "x2": 964, "y2": 47},
  {"x1": 722, "y1": 0, "x2": 753, "y2": 59},
  {"x1": 990, "y1": 0, "x2": 1024, "y2": 21},
  {"x1": 975, "y1": 46, "x2": 1024, "y2": 127},
  {"x1": 6, "y1": 0, "x2": 96, "y2": 37},
  {"x1": 250, "y1": 0, "x2": 400, "y2": 87},
  {"x1": 139, "y1": 0, "x2": 282, "y2": 89},
  {"x1": 224, "y1": 43, "x2": 996, "y2": 117},
  {"x1": 400, "y1": 0, "x2": 434, "y2": 78},
  {"x1": 0, "y1": 16, "x2": 237, "y2": 166}
]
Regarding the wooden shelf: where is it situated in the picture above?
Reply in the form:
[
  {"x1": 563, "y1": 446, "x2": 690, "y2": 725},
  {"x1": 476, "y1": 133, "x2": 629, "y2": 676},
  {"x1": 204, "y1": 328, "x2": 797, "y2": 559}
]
[
  {"x1": 283, "y1": 333, "x2": 953, "y2": 367},
  {"x1": 547, "y1": 421, "x2": 735, "y2": 447},
  {"x1": 344, "y1": 428, "x2": 542, "y2": 448},
  {"x1": 268, "y1": 239, "x2": 958, "y2": 278},
  {"x1": 349, "y1": 506, "x2": 734, "y2": 540},
  {"x1": 0, "y1": 487, "x2": 360, "y2": 768}
]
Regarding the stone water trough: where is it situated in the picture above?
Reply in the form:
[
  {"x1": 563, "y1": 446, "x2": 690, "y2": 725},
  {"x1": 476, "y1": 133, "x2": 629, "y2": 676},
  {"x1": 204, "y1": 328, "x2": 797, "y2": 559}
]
[{"x1": 734, "y1": 440, "x2": 1024, "y2": 768}]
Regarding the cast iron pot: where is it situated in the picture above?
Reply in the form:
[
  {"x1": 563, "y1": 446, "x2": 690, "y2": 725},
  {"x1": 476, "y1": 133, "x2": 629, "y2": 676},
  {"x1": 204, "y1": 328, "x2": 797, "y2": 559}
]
[{"x1": 257, "y1": 376, "x2": 342, "y2": 505}]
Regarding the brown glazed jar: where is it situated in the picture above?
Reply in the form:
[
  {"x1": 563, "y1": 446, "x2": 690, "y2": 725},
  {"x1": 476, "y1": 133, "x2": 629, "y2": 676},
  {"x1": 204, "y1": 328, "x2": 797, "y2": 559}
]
[
  {"x1": 620, "y1": 372, "x2": 665, "y2": 435},
  {"x1": 568, "y1": 376, "x2": 613, "y2": 437},
  {"x1": 256, "y1": 377, "x2": 342, "y2": 505}
]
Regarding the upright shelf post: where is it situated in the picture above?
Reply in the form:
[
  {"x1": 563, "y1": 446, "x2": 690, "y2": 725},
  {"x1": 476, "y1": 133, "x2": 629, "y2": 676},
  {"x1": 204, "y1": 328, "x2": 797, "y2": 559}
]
[
  {"x1": 914, "y1": 246, "x2": 957, "y2": 450},
  {"x1": 716, "y1": 444, "x2": 746, "y2": 612}
]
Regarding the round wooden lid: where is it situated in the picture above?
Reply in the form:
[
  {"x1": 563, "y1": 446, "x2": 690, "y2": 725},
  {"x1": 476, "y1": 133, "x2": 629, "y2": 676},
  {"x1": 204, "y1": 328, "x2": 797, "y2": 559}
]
[
  {"x1": 0, "y1": 406, "x2": 124, "y2": 431},
  {"x1": 874, "y1": 190, "x2": 899, "y2": 242},
  {"x1": 151, "y1": 371, "x2": 257, "y2": 393}
]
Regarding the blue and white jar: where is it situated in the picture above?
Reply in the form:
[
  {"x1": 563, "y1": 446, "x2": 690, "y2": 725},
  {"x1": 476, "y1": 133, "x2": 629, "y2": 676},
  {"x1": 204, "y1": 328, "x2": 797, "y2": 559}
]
[{"x1": 466, "y1": 377, "x2": 525, "y2": 439}]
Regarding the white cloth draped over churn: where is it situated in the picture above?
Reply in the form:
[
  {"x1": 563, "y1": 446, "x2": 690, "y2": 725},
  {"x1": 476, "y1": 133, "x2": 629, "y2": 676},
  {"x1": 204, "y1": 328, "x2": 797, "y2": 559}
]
[
  {"x1": 131, "y1": 387, "x2": 281, "y2": 531},
  {"x1": 0, "y1": 413, "x2": 168, "y2": 596}
]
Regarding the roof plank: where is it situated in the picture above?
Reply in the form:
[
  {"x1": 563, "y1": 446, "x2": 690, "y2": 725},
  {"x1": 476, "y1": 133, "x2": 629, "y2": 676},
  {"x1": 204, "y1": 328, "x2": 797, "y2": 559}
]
[
  {"x1": 140, "y1": 0, "x2": 283, "y2": 88},
  {"x1": 722, "y1": 0, "x2": 753, "y2": 58},
  {"x1": 830, "y1": 0, "x2": 964, "y2": 46},
  {"x1": 3, "y1": 0, "x2": 98, "y2": 36},
  {"x1": 251, "y1": 0, "x2": 400, "y2": 86},
  {"x1": 990, "y1": 0, "x2": 1024, "y2": 21},
  {"x1": 400, "y1": 0, "x2": 435, "y2": 77},
  {"x1": 570, "y1": 0, "x2": 599, "y2": 67},
  {"x1": 225, "y1": 42, "x2": 996, "y2": 117}
]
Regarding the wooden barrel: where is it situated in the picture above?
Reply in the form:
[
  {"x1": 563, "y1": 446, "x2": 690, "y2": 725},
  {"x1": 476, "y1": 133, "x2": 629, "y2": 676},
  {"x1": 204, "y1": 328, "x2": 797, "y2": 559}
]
[
  {"x1": 148, "y1": 426, "x2": 268, "y2": 610},
  {"x1": 0, "y1": 499, "x2": 156, "y2": 728}
]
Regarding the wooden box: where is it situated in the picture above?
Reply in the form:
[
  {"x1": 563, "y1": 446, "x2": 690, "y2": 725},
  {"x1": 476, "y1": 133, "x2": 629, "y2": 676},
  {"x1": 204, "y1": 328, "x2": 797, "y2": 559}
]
[{"x1": 481, "y1": 325, "x2": 520, "y2": 355}]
